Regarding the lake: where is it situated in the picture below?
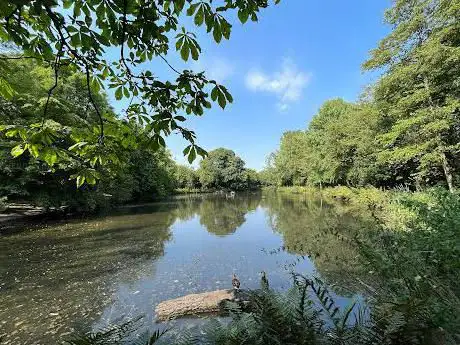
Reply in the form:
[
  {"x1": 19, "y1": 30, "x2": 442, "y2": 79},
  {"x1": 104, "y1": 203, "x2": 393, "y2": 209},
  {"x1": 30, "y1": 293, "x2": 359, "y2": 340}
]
[{"x1": 0, "y1": 192, "x2": 377, "y2": 344}]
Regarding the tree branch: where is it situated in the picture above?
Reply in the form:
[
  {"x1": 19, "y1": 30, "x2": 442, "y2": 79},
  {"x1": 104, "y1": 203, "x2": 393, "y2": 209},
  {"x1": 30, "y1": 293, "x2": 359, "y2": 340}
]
[
  {"x1": 85, "y1": 66, "x2": 104, "y2": 143},
  {"x1": 120, "y1": 0, "x2": 133, "y2": 78},
  {"x1": 159, "y1": 54, "x2": 181, "y2": 75},
  {"x1": 44, "y1": 6, "x2": 86, "y2": 66},
  {"x1": 42, "y1": 48, "x2": 62, "y2": 126}
]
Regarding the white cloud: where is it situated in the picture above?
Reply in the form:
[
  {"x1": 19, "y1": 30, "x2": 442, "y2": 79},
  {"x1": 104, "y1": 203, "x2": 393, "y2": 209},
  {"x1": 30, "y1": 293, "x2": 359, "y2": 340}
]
[
  {"x1": 245, "y1": 59, "x2": 310, "y2": 111},
  {"x1": 192, "y1": 57, "x2": 235, "y2": 83},
  {"x1": 277, "y1": 103, "x2": 289, "y2": 112}
]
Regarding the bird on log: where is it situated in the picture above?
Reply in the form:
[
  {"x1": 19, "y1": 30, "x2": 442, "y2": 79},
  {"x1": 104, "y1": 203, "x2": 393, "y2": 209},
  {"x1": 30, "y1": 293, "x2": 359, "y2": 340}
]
[{"x1": 232, "y1": 273, "x2": 241, "y2": 290}]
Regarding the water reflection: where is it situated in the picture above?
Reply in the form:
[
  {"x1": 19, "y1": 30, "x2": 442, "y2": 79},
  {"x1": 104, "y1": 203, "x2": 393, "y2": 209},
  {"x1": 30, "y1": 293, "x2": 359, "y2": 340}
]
[
  {"x1": 0, "y1": 192, "x2": 376, "y2": 344},
  {"x1": 260, "y1": 192, "x2": 377, "y2": 292},
  {"x1": 198, "y1": 196, "x2": 260, "y2": 236}
]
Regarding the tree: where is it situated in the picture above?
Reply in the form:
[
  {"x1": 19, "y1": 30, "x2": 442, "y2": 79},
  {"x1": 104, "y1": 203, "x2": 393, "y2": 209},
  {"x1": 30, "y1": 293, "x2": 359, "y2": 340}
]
[
  {"x1": 269, "y1": 99, "x2": 381, "y2": 188},
  {"x1": 363, "y1": 0, "x2": 460, "y2": 192},
  {"x1": 243, "y1": 168, "x2": 262, "y2": 190},
  {"x1": 0, "y1": 0, "x2": 279, "y2": 186},
  {"x1": 0, "y1": 60, "x2": 177, "y2": 210},
  {"x1": 273, "y1": 131, "x2": 309, "y2": 186},
  {"x1": 174, "y1": 165, "x2": 199, "y2": 190},
  {"x1": 198, "y1": 148, "x2": 247, "y2": 190}
]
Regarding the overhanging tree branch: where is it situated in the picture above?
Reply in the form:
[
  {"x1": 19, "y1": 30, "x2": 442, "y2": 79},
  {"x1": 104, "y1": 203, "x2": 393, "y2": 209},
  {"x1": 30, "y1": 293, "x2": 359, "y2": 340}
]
[
  {"x1": 42, "y1": 48, "x2": 62, "y2": 126},
  {"x1": 85, "y1": 66, "x2": 104, "y2": 143}
]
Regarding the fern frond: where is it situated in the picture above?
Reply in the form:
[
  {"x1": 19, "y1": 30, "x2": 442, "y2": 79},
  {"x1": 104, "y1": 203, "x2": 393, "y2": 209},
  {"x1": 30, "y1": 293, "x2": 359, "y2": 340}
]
[{"x1": 65, "y1": 317, "x2": 143, "y2": 345}]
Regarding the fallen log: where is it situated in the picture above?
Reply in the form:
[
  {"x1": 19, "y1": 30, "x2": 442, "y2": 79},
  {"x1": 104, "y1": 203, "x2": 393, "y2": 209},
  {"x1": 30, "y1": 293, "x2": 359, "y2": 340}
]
[{"x1": 155, "y1": 289, "x2": 235, "y2": 321}]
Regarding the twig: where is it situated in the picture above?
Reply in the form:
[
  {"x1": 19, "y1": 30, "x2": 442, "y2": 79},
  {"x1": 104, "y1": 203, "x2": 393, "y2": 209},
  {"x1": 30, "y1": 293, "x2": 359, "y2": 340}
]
[
  {"x1": 42, "y1": 48, "x2": 62, "y2": 126},
  {"x1": 120, "y1": 0, "x2": 133, "y2": 78},
  {"x1": 159, "y1": 54, "x2": 181, "y2": 75},
  {"x1": 45, "y1": 6, "x2": 86, "y2": 65},
  {"x1": 85, "y1": 66, "x2": 104, "y2": 143}
]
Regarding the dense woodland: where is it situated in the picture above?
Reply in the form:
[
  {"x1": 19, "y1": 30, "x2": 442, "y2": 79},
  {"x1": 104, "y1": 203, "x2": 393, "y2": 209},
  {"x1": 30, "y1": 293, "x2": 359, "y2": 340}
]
[
  {"x1": 262, "y1": 0, "x2": 460, "y2": 192},
  {"x1": 0, "y1": 0, "x2": 459, "y2": 344}
]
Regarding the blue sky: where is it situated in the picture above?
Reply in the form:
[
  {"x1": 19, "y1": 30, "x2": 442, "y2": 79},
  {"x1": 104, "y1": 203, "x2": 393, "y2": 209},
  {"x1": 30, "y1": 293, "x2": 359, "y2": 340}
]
[{"x1": 109, "y1": 1, "x2": 391, "y2": 170}]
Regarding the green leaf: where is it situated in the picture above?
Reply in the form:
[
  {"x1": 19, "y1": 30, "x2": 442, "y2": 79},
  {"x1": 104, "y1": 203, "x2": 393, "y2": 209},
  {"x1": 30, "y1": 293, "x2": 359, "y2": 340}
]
[
  {"x1": 115, "y1": 87, "x2": 123, "y2": 100},
  {"x1": 213, "y1": 25, "x2": 222, "y2": 43},
  {"x1": 190, "y1": 43, "x2": 199, "y2": 60},
  {"x1": 238, "y1": 9, "x2": 249, "y2": 24},
  {"x1": 187, "y1": 3, "x2": 199, "y2": 16},
  {"x1": 73, "y1": 3, "x2": 81, "y2": 17},
  {"x1": 11, "y1": 144, "x2": 25, "y2": 157},
  {"x1": 183, "y1": 145, "x2": 192, "y2": 155},
  {"x1": 188, "y1": 147, "x2": 196, "y2": 163},
  {"x1": 195, "y1": 145, "x2": 207, "y2": 157},
  {"x1": 221, "y1": 21, "x2": 231, "y2": 39},
  {"x1": 174, "y1": 0, "x2": 186, "y2": 13},
  {"x1": 158, "y1": 135, "x2": 166, "y2": 147},
  {"x1": 180, "y1": 43, "x2": 190, "y2": 61},
  {"x1": 195, "y1": 6, "x2": 204, "y2": 26},
  {"x1": 70, "y1": 34, "x2": 81, "y2": 46},
  {"x1": 175, "y1": 116, "x2": 186, "y2": 121},
  {"x1": 176, "y1": 36, "x2": 184, "y2": 51},
  {"x1": 81, "y1": 33, "x2": 92, "y2": 47},
  {"x1": 63, "y1": 0, "x2": 72, "y2": 9},
  {"x1": 91, "y1": 77, "x2": 101, "y2": 93},
  {"x1": 76, "y1": 175, "x2": 85, "y2": 188},
  {"x1": 0, "y1": 77, "x2": 15, "y2": 100},
  {"x1": 218, "y1": 92, "x2": 226, "y2": 109},
  {"x1": 211, "y1": 86, "x2": 219, "y2": 101},
  {"x1": 42, "y1": 149, "x2": 57, "y2": 166},
  {"x1": 222, "y1": 86, "x2": 233, "y2": 103},
  {"x1": 28, "y1": 144, "x2": 40, "y2": 158}
]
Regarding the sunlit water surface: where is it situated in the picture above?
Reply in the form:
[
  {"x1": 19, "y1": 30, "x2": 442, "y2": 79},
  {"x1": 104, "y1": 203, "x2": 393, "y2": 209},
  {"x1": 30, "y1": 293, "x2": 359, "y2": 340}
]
[{"x1": 0, "y1": 192, "x2": 376, "y2": 344}]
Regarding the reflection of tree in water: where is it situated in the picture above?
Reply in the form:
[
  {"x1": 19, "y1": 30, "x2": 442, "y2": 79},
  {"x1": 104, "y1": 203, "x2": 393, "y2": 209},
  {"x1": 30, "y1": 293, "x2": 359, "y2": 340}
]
[
  {"x1": 170, "y1": 195, "x2": 205, "y2": 222},
  {"x1": 0, "y1": 211, "x2": 174, "y2": 345},
  {"x1": 170, "y1": 194, "x2": 261, "y2": 236},
  {"x1": 199, "y1": 195, "x2": 261, "y2": 236},
  {"x1": 260, "y1": 192, "x2": 378, "y2": 292}
]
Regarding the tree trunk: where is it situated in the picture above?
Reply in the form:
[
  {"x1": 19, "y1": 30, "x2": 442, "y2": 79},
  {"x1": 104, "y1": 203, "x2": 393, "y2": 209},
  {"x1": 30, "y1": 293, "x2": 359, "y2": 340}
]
[{"x1": 441, "y1": 152, "x2": 455, "y2": 193}]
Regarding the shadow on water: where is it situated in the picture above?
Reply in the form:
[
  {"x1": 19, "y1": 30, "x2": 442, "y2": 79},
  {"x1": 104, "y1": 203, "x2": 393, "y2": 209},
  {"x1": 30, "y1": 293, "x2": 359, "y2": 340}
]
[{"x1": 0, "y1": 192, "x2": 377, "y2": 344}]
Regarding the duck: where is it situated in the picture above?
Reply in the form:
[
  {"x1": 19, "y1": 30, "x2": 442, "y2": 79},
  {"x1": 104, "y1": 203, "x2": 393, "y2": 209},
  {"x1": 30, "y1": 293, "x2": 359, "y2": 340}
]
[
  {"x1": 232, "y1": 273, "x2": 240, "y2": 290},
  {"x1": 260, "y1": 271, "x2": 269, "y2": 290}
]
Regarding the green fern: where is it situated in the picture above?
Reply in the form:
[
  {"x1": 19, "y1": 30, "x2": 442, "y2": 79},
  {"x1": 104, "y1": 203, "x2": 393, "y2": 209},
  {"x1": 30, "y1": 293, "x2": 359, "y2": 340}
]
[
  {"x1": 65, "y1": 317, "x2": 168, "y2": 345},
  {"x1": 63, "y1": 274, "x2": 456, "y2": 345}
]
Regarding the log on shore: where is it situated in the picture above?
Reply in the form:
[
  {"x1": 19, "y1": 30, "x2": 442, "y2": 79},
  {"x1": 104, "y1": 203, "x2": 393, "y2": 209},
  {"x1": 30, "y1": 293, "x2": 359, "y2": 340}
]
[{"x1": 155, "y1": 289, "x2": 235, "y2": 321}]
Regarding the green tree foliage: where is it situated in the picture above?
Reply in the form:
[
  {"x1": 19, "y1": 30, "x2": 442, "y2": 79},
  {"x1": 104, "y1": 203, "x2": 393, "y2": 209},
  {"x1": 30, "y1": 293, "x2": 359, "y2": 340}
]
[
  {"x1": 363, "y1": 0, "x2": 460, "y2": 192},
  {"x1": 174, "y1": 165, "x2": 200, "y2": 190},
  {"x1": 267, "y1": 99, "x2": 381, "y2": 188},
  {"x1": 0, "y1": 60, "x2": 176, "y2": 211},
  {"x1": 266, "y1": 0, "x2": 460, "y2": 192},
  {"x1": 0, "y1": 0, "x2": 279, "y2": 185},
  {"x1": 198, "y1": 148, "x2": 258, "y2": 190},
  {"x1": 273, "y1": 131, "x2": 309, "y2": 186}
]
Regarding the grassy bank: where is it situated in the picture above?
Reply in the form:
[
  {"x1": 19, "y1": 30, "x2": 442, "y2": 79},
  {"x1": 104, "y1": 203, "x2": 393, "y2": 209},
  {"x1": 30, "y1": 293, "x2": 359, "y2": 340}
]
[
  {"x1": 173, "y1": 188, "x2": 206, "y2": 194},
  {"x1": 268, "y1": 185, "x2": 438, "y2": 230}
]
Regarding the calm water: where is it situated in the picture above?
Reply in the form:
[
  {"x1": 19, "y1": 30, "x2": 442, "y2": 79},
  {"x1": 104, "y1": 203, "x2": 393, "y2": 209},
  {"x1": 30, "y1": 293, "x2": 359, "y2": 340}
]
[{"x1": 0, "y1": 192, "x2": 376, "y2": 344}]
